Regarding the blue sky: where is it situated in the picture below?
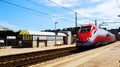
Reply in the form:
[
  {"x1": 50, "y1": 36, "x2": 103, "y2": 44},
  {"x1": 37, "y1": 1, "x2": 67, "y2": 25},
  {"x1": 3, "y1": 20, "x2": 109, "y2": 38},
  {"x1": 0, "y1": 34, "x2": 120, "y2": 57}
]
[{"x1": 0, "y1": 0, "x2": 120, "y2": 31}]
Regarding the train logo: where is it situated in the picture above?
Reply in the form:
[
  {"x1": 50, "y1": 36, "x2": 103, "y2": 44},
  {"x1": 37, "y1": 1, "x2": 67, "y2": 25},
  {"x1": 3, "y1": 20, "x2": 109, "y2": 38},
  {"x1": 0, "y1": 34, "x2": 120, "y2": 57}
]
[{"x1": 82, "y1": 34, "x2": 85, "y2": 36}]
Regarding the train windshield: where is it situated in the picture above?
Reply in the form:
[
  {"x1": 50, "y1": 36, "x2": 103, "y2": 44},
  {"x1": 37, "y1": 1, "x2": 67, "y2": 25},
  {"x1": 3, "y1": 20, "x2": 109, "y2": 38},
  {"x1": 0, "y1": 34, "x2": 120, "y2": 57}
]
[{"x1": 80, "y1": 26, "x2": 91, "y2": 32}]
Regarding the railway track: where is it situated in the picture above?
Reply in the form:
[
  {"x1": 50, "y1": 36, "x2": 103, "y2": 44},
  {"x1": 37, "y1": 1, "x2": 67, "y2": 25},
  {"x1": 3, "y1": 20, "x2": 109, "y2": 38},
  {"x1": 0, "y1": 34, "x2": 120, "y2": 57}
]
[
  {"x1": 0, "y1": 46, "x2": 76, "y2": 67},
  {"x1": 0, "y1": 42, "x2": 117, "y2": 67}
]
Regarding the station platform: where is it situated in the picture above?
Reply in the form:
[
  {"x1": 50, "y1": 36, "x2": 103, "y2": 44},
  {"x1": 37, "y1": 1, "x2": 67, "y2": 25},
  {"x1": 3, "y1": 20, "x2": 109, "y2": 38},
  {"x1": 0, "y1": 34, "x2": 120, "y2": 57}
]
[
  {"x1": 0, "y1": 44, "x2": 75, "y2": 57},
  {"x1": 78, "y1": 41, "x2": 120, "y2": 67},
  {"x1": 35, "y1": 41, "x2": 120, "y2": 67}
]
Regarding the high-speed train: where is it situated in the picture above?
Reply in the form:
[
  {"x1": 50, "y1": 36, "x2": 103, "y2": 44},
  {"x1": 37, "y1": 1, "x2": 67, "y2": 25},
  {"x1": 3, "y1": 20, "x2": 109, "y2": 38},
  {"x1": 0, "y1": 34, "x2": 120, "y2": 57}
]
[{"x1": 76, "y1": 24, "x2": 116, "y2": 48}]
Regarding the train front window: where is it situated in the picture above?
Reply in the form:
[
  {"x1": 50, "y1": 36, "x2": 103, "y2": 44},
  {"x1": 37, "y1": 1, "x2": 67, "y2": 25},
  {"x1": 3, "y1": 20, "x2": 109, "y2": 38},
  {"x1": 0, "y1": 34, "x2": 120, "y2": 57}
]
[{"x1": 80, "y1": 26, "x2": 91, "y2": 32}]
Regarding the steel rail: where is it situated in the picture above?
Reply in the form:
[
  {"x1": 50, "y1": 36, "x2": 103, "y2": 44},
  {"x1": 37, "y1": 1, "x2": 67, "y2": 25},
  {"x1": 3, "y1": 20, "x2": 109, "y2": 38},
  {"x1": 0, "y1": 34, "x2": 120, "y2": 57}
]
[{"x1": 0, "y1": 46, "x2": 76, "y2": 67}]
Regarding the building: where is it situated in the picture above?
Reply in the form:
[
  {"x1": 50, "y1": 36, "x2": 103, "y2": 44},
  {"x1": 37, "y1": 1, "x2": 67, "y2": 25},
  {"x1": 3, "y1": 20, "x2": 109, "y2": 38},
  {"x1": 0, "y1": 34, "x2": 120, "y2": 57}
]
[
  {"x1": 61, "y1": 31, "x2": 71, "y2": 45},
  {"x1": 17, "y1": 30, "x2": 67, "y2": 48},
  {"x1": 0, "y1": 26, "x2": 72, "y2": 48},
  {"x1": 0, "y1": 29, "x2": 16, "y2": 48}
]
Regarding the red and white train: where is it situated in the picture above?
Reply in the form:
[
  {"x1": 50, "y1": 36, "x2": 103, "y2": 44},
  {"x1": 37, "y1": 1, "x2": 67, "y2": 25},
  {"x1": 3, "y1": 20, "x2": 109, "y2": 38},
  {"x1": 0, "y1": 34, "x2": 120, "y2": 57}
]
[{"x1": 76, "y1": 24, "x2": 116, "y2": 48}]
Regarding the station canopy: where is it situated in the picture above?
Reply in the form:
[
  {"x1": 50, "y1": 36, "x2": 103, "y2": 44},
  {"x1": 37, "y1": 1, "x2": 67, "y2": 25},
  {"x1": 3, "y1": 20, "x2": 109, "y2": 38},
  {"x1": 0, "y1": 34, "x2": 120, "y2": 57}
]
[
  {"x1": 19, "y1": 30, "x2": 66, "y2": 36},
  {"x1": 19, "y1": 30, "x2": 29, "y2": 35}
]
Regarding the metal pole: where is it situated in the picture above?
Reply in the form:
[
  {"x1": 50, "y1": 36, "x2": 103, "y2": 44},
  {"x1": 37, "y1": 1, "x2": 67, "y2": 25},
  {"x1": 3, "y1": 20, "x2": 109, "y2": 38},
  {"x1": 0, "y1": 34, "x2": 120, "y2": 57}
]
[
  {"x1": 75, "y1": 12, "x2": 77, "y2": 34},
  {"x1": 74, "y1": 12, "x2": 77, "y2": 43},
  {"x1": 55, "y1": 22, "x2": 58, "y2": 46},
  {"x1": 95, "y1": 19, "x2": 97, "y2": 26}
]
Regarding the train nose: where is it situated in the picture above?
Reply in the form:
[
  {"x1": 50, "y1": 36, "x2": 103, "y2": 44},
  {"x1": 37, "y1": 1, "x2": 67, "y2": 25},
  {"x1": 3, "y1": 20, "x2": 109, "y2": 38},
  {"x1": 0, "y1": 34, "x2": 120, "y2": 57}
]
[
  {"x1": 77, "y1": 33, "x2": 91, "y2": 43},
  {"x1": 77, "y1": 37, "x2": 90, "y2": 43}
]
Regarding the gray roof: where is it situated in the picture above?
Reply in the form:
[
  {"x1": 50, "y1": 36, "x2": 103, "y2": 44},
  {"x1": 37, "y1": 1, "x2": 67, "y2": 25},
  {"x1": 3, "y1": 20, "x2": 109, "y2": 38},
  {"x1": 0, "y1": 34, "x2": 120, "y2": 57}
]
[{"x1": 28, "y1": 30, "x2": 66, "y2": 36}]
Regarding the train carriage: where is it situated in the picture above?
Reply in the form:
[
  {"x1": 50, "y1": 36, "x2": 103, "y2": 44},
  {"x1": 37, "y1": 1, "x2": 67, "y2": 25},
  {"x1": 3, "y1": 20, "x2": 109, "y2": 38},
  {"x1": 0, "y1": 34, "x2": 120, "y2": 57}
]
[{"x1": 76, "y1": 24, "x2": 116, "y2": 48}]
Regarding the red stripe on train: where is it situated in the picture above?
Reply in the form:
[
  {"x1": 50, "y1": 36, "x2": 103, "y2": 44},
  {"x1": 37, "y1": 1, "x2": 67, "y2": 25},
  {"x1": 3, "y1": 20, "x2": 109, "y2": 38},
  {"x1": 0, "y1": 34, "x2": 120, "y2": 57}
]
[{"x1": 93, "y1": 36, "x2": 115, "y2": 44}]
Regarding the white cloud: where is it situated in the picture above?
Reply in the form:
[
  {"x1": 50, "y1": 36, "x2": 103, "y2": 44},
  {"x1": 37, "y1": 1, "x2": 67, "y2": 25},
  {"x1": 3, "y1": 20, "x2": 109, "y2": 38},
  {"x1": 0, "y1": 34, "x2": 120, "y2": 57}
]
[
  {"x1": 74, "y1": 0, "x2": 120, "y2": 22},
  {"x1": 0, "y1": 21, "x2": 20, "y2": 31},
  {"x1": 74, "y1": 8, "x2": 93, "y2": 18},
  {"x1": 0, "y1": 21, "x2": 37, "y2": 31},
  {"x1": 90, "y1": 0, "x2": 102, "y2": 3},
  {"x1": 77, "y1": 19, "x2": 94, "y2": 25},
  {"x1": 45, "y1": 0, "x2": 80, "y2": 7}
]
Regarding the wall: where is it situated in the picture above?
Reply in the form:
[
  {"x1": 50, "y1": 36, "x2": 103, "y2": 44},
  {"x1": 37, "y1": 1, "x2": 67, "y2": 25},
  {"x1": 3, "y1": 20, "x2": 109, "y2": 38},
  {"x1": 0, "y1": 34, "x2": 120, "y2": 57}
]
[
  {"x1": 61, "y1": 31, "x2": 71, "y2": 45},
  {"x1": 32, "y1": 35, "x2": 64, "y2": 48}
]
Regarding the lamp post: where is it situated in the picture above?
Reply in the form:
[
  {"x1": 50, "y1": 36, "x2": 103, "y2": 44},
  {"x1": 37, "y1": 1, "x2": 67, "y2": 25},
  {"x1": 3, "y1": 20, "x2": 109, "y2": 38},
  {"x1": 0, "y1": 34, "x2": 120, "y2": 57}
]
[{"x1": 55, "y1": 22, "x2": 58, "y2": 46}]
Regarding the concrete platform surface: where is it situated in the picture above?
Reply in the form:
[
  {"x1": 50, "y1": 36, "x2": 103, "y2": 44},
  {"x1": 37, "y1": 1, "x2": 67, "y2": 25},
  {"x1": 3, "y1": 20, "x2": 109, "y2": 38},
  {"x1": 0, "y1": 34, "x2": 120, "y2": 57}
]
[
  {"x1": 0, "y1": 44, "x2": 75, "y2": 57},
  {"x1": 78, "y1": 42, "x2": 120, "y2": 67}
]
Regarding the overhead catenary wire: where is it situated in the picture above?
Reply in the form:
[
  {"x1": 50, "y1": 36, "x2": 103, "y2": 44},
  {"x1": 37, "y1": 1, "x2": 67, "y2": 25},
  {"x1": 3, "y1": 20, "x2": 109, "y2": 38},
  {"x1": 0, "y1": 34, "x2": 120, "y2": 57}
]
[
  {"x1": 67, "y1": 0, "x2": 102, "y2": 23},
  {"x1": 0, "y1": 0, "x2": 74, "y2": 22},
  {"x1": 0, "y1": 0, "x2": 50, "y2": 16},
  {"x1": 27, "y1": 0, "x2": 61, "y2": 13},
  {"x1": 65, "y1": 0, "x2": 90, "y2": 17},
  {"x1": 47, "y1": 0, "x2": 90, "y2": 19},
  {"x1": 26, "y1": 0, "x2": 75, "y2": 19},
  {"x1": 48, "y1": 0, "x2": 74, "y2": 13}
]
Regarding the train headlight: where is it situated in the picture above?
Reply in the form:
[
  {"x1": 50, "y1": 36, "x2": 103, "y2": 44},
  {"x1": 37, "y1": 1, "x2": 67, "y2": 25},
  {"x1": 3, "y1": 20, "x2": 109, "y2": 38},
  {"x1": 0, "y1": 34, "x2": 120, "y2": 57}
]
[
  {"x1": 85, "y1": 37, "x2": 90, "y2": 41},
  {"x1": 76, "y1": 38, "x2": 79, "y2": 41},
  {"x1": 76, "y1": 38, "x2": 80, "y2": 42}
]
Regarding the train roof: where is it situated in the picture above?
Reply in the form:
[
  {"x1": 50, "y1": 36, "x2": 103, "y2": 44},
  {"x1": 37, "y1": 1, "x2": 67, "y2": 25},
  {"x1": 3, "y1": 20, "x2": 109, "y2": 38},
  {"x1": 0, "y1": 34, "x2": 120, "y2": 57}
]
[{"x1": 80, "y1": 24, "x2": 95, "y2": 27}]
